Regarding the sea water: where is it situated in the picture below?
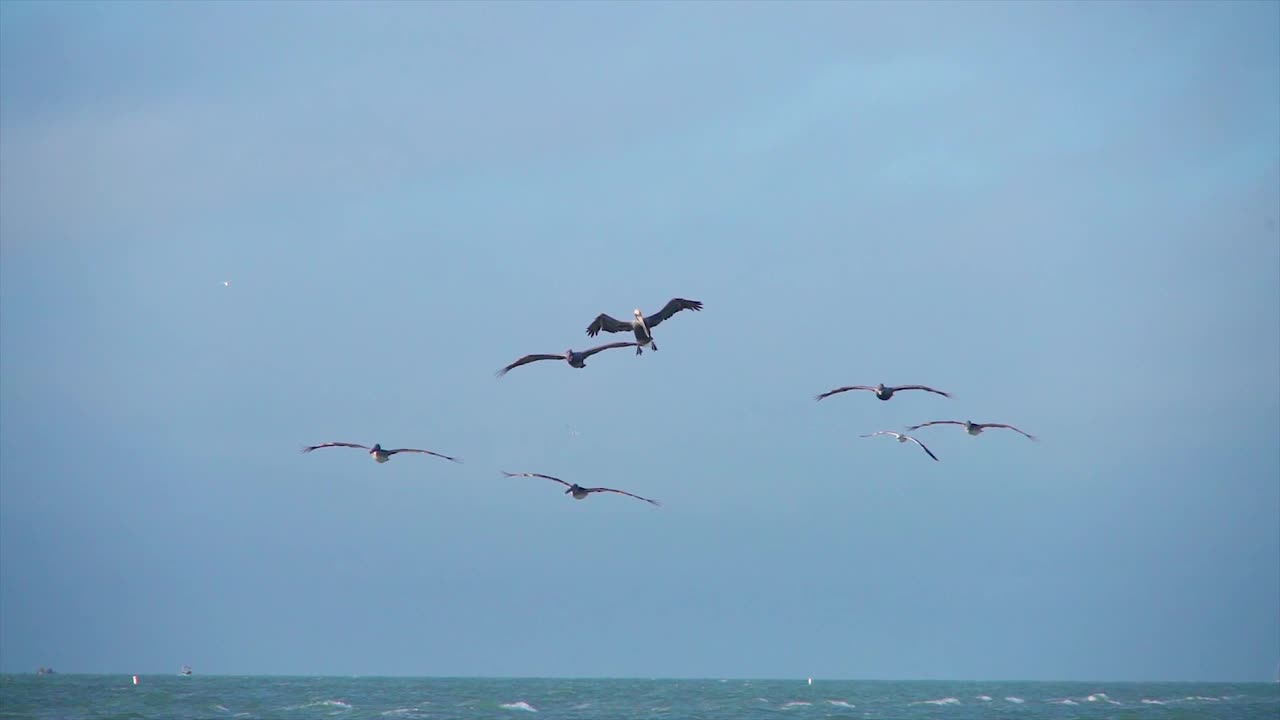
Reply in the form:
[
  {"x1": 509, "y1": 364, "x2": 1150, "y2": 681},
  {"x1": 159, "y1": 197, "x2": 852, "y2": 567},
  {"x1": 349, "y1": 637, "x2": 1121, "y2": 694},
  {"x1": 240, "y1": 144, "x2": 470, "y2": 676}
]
[{"x1": 1, "y1": 676, "x2": 1276, "y2": 719}]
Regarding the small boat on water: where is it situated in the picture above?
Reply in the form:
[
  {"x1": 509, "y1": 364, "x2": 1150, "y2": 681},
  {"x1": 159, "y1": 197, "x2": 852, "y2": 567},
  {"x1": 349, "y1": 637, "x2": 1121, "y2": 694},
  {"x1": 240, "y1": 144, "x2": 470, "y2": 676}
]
[
  {"x1": 36, "y1": 666, "x2": 56, "y2": 675},
  {"x1": 180, "y1": 665, "x2": 192, "y2": 676}
]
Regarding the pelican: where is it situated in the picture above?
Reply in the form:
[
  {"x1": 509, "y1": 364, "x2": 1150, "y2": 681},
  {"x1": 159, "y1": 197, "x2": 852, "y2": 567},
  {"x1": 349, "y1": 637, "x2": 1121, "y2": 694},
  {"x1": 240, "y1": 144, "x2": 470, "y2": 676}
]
[
  {"x1": 859, "y1": 431, "x2": 940, "y2": 462},
  {"x1": 585, "y1": 297, "x2": 702, "y2": 354},
  {"x1": 815, "y1": 383, "x2": 951, "y2": 402},
  {"x1": 501, "y1": 471, "x2": 661, "y2": 506},
  {"x1": 301, "y1": 442, "x2": 462, "y2": 463},
  {"x1": 905, "y1": 421, "x2": 1038, "y2": 441},
  {"x1": 496, "y1": 341, "x2": 639, "y2": 376}
]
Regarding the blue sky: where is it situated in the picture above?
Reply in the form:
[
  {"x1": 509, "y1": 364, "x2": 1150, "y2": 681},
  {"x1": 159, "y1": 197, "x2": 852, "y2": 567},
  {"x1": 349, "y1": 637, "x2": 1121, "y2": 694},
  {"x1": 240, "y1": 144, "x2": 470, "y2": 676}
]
[{"x1": 1, "y1": 0, "x2": 1277, "y2": 681}]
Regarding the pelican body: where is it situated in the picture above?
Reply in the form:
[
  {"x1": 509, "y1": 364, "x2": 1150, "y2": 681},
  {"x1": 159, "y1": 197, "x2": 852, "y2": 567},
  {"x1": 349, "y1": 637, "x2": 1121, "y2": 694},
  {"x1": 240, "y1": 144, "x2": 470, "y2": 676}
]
[{"x1": 370, "y1": 444, "x2": 393, "y2": 463}]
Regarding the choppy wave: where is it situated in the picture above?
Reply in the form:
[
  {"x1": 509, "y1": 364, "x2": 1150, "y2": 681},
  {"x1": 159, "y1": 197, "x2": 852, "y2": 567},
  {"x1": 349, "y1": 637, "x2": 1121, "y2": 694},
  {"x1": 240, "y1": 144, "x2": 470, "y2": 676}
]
[
  {"x1": 827, "y1": 699, "x2": 855, "y2": 708},
  {"x1": 500, "y1": 701, "x2": 537, "y2": 712},
  {"x1": 781, "y1": 700, "x2": 812, "y2": 708},
  {"x1": 1005, "y1": 696, "x2": 1025, "y2": 703},
  {"x1": 914, "y1": 697, "x2": 960, "y2": 705},
  {"x1": 975, "y1": 695, "x2": 992, "y2": 701}
]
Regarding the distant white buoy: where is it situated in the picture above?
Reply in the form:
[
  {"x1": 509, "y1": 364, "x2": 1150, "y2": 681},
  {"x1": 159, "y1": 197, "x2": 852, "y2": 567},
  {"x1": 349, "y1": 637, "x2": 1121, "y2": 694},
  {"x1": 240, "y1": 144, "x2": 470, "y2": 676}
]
[
  {"x1": 808, "y1": 677, "x2": 813, "y2": 685},
  {"x1": 132, "y1": 675, "x2": 138, "y2": 685}
]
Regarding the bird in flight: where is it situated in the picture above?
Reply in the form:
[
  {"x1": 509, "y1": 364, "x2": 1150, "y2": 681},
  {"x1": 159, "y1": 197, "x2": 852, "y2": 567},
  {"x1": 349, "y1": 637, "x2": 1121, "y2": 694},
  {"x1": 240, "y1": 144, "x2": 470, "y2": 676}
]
[
  {"x1": 501, "y1": 471, "x2": 661, "y2": 506},
  {"x1": 815, "y1": 383, "x2": 951, "y2": 402},
  {"x1": 585, "y1": 297, "x2": 702, "y2": 354},
  {"x1": 301, "y1": 442, "x2": 462, "y2": 463},
  {"x1": 497, "y1": 341, "x2": 639, "y2": 376},
  {"x1": 859, "y1": 431, "x2": 940, "y2": 462},
  {"x1": 904, "y1": 421, "x2": 1037, "y2": 441}
]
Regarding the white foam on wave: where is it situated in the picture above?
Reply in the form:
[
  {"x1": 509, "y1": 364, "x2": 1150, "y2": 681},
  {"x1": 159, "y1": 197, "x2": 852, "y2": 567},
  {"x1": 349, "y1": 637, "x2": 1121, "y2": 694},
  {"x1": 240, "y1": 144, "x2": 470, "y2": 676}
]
[
  {"x1": 914, "y1": 697, "x2": 960, "y2": 706},
  {"x1": 500, "y1": 701, "x2": 537, "y2": 712},
  {"x1": 287, "y1": 700, "x2": 352, "y2": 712},
  {"x1": 1005, "y1": 696, "x2": 1024, "y2": 703},
  {"x1": 381, "y1": 709, "x2": 427, "y2": 717},
  {"x1": 1049, "y1": 699, "x2": 1078, "y2": 705},
  {"x1": 1141, "y1": 699, "x2": 1166, "y2": 705},
  {"x1": 1184, "y1": 696, "x2": 1220, "y2": 702},
  {"x1": 827, "y1": 700, "x2": 856, "y2": 708},
  {"x1": 782, "y1": 700, "x2": 812, "y2": 708},
  {"x1": 975, "y1": 695, "x2": 992, "y2": 701}
]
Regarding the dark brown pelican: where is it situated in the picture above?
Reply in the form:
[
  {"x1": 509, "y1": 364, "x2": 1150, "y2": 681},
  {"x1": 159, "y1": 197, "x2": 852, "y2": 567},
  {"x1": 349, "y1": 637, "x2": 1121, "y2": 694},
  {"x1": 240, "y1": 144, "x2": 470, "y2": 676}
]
[
  {"x1": 496, "y1": 341, "x2": 639, "y2": 377},
  {"x1": 815, "y1": 383, "x2": 951, "y2": 402},
  {"x1": 860, "y1": 431, "x2": 940, "y2": 461},
  {"x1": 501, "y1": 471, "x2": 661, "y2": 506},
  {"x1": 585, "y1": 297, "x2": 702, "y2": 354},
  {"x1": 905, "y1": 421, "x2": 1038, "y2": 441},
  {"x1": 301, "y1": 442, "x2": 462, "y2": 463}
]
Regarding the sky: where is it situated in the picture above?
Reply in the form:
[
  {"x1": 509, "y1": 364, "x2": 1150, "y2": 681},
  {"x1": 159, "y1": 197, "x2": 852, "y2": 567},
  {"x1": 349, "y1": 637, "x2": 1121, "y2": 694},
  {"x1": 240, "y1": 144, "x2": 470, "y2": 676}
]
[{"x1": 1, "y1": 0, "x2": 1277, "y2": 682}]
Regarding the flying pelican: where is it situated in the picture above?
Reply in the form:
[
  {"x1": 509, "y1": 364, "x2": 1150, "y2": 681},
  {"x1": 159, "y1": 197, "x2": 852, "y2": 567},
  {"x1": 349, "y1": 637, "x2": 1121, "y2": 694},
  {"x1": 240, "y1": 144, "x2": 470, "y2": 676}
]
[
  {"x1": 859, "y1": 431, "x2": 940, "y2": 461},
  {"x1": 501, "y1": 471, "x2": 661, "y2": 506},
  {"x1": 585, "y1": 297, "x2": 702, "y2": 354},
  {"x1": 496, "y1": 341, "x2": 639, "y2": 376},
  {"x1": 815, "y1": 383, "x2": 952, "y2": 402},
  {"x1": 904, "y1": 421, "x2": 1038, "y2": 441},
  {"x1": 301, "y1": 442, "x2": 462, "y2": 463}
]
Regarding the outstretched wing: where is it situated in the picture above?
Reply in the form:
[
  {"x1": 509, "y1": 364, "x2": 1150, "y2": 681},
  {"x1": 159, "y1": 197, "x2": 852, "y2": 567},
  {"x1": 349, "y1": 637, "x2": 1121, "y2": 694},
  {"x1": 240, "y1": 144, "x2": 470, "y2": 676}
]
[
  {"x1": 904, "y1": 420, "x2": 963, "y2": 431},
  {"x1": 815, "y1": 386, "x2": 873, "y2": 401},
  {"x1": 301, "y1": 442, "x2": 369, "y2": 453},
  {"x1": 889, "y1": 384, "x2": 953, "y2": 398},
  {"x1": 585, "y1": 487, "x2": 661, "y2": 506},
  {"x1": 859, "y1": 431, "x2": 901, "y2": 439},
  {"x1": 643, "y1": 298, "x2": 702, "y2": 329},
  {"x1": 979, "y1": 423, "x2": 1038, "y2": 441},
  {"x1": 386, "y1": 448, "x2": 463, "y2": 463},
  {"x1": 501, "y1": 471, "x2": 571, "y2": 489},
  {"x1": 905, "y1": 436, "x2": 940, "y2": 462},
  {"x1": 586, "y1": 313, "x2": 632, "y2": 337},
  {"x1": 496, "y1": 354, "x2": 562, "y2": 377},
  {"x1": 579, "y1": 341, "x2": 640, "y2": 359}
]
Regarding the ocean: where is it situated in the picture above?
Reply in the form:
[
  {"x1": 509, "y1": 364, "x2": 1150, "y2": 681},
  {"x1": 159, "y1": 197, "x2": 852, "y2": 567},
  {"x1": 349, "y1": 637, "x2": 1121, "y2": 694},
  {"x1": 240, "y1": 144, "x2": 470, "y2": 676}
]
[{"x1": 1, "y1": 676, "x2": 1277, "y2": 720}]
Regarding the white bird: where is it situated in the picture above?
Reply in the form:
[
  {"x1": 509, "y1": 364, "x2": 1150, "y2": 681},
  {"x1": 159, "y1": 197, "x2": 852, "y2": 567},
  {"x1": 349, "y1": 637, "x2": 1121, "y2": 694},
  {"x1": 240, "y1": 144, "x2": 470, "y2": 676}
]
[{"x1": 859, "y1": 431, "x2": 940, "y2": 462}]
